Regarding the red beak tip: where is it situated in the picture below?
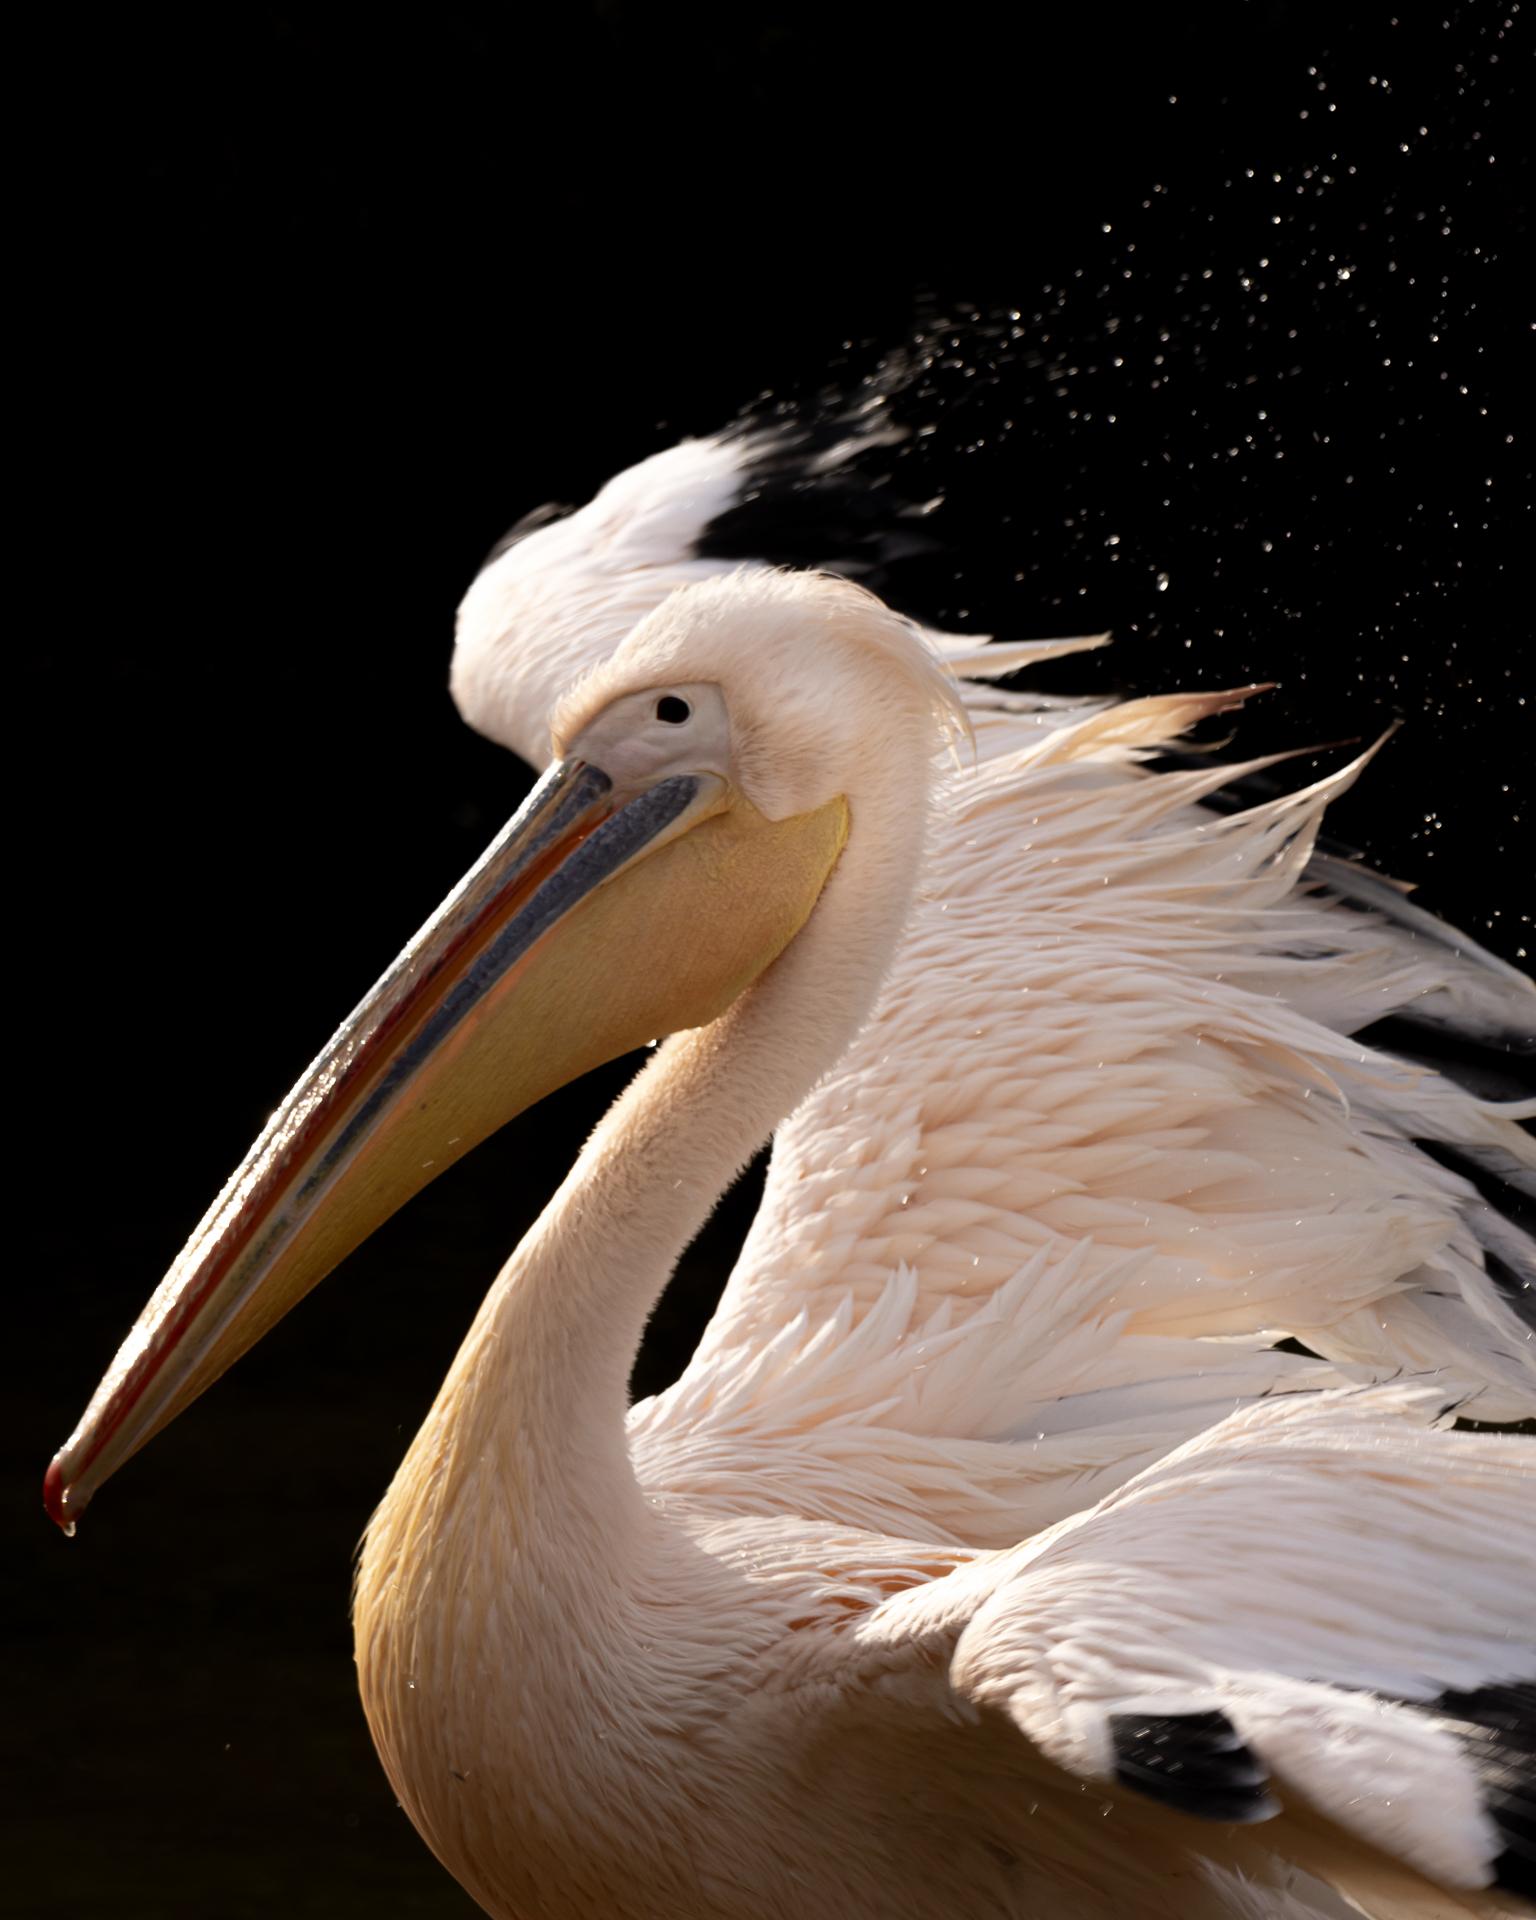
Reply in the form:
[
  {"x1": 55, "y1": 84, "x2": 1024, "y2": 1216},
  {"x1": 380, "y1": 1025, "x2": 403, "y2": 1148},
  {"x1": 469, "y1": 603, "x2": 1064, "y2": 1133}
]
[{"x1": 43, "y1": 1457, "x2": 79, "y2": 1536}]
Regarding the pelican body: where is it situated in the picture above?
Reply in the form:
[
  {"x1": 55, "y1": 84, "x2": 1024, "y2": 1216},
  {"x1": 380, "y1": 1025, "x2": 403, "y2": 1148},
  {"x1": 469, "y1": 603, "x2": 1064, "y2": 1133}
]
[{"x1": 47, "y1": 405, "x2": 1536, "y2": 1920}]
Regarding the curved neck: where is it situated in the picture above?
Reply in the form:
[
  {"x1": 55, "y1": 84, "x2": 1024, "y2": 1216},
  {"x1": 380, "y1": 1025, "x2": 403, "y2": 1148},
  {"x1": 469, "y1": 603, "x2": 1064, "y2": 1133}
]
[{"x1": 419, "y1": 755, "x2": 936, "y2": 1564}]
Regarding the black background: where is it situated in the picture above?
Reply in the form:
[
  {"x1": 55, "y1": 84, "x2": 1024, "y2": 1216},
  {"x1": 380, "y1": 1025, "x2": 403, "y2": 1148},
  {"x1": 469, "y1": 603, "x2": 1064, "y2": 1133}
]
[{"x1": 11, "y1": 5, "x2": 1529, "y2": 1916}]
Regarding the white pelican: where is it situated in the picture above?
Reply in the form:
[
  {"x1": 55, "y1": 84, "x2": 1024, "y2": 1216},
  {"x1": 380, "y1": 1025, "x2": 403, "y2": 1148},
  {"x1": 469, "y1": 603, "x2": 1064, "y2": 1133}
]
[{"x1": 48, "y1": 373, "x2": 1535, "y2": 1919}]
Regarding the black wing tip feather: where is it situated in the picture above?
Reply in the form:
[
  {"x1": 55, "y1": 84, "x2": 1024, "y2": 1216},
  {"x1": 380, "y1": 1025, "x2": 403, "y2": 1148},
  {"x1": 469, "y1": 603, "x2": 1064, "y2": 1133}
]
[
  {"x1": 693, "y1": 317, "x2": 1045, "y2": 617},
  {"x1": 1407, "y1": 1137, "x2": 1536, "y2": 1333},
  {"x1": 1363, "y1": 1017, "x2": 1536, "y2": 1105},
  {"x1": 1109, "y1": 1710, "x2": 1280, "y2": 1825},
  {"x1": 1112, "y1": 1691, "x2": 1536, "y2": 1894},
  {"x1": 1424, "y1": 1683, "x2": 1536, "y2": 1899},
  {"x1": 479, "y1": 499, "x2": 575, "y2": 575},
  {"x1": 1495, "y1": 1847, "x2": 1536, "y2": 1902},
  {"x1": 693, "y1": 412, "x2": 945, "y2": 593}
]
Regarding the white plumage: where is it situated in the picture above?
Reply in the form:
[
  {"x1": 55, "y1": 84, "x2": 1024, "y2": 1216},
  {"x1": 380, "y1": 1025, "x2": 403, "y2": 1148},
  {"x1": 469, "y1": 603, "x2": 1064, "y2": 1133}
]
[
  {"x1": 460, "y1": 431, "x2": 1535, "y2": 1446},
  {"x1": 51, "y1": 415, "x2": 1535, "y2": 1920}
]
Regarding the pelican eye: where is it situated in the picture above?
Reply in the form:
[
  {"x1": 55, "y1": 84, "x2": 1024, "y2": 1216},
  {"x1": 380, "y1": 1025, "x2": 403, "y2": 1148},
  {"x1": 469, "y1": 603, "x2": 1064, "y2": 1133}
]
[{"x1": 655, "y1": 695, "x2": 692, "y2": 724}]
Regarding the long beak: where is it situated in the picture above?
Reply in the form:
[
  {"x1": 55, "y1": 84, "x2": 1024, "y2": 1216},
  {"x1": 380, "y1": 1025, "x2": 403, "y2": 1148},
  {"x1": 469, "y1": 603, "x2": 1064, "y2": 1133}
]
[{"x1": 46, "y1": 758, "x2": 845, "y2": 1531}]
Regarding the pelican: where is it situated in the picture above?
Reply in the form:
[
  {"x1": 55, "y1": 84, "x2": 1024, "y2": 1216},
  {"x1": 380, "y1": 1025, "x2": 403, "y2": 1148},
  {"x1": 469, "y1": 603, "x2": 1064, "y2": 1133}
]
[{"x1": 47, "y1": 361, "x2": 1535, "y2": 1919}]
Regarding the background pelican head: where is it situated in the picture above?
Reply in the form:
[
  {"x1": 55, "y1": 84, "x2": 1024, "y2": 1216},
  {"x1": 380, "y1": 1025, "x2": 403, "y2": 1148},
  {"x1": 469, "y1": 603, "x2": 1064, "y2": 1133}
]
[{"x1": 46, "y1": 568, "x2": 964, "y2": 1529}]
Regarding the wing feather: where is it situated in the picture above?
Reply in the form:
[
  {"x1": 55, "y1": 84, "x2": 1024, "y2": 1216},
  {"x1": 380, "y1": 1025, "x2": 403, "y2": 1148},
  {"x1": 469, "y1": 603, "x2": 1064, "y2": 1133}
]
[
  {"x1": 637, "y1": 699, "x2": 1535, "y2": 1494},
  {"x1": 854, "y1": 1389, "x2": 1535, "y2": 1901},
  {"x1": 451, "y1": 414, "x2": 1536, "y2": 1529}
]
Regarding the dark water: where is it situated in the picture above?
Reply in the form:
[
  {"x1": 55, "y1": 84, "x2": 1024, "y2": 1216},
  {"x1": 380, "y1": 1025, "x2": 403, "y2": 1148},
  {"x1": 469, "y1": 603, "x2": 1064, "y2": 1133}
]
[{"x1": 13, "y1": 4, "x2": 1527, "y2": 1914}]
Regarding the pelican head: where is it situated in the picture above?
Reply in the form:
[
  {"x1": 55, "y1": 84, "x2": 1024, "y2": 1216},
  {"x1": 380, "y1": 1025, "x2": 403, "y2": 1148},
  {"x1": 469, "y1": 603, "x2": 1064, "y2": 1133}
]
[{"x1": 46, "y1": 569, "x2": 962, "y2": 1530}]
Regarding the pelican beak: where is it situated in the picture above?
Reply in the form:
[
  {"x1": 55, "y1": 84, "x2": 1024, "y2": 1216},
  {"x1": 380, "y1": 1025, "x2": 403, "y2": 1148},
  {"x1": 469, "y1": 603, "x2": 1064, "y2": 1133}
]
[{"x1": 46, "y1": 759, "x2": 848, "y2": 1531}]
